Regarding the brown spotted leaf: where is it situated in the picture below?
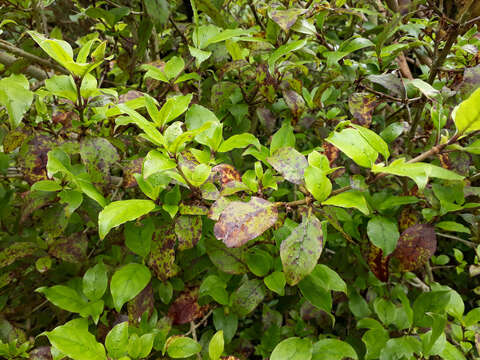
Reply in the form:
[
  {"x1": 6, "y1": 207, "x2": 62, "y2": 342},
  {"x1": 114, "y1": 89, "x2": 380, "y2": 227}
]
[
  {"x1": 179, "y1": 203, "x2": 209, "y2": 216},
  {"x1": 122, "y1": 157, "x2": 144, "y2": 188},
  {"x1": 0, "y1": 242, "x2": 37, "y2": 268},
  {"x1": 174, "y1": 215, "x2": 202, "y2": 251},
  {"x1": 368, "y1": 244, "x2": 390, "y2": 282},
  {"x1": 48, "y1": 232, "x2": 88, "y2": 263},
  {"x1": 205, "y1": 234, "x2": 247, "y2": 274},
  {"x1": 80, "y1": 137, "x2": 120, "y2": 185},
  {"x1": 280, "y1": 214, "x2": 324, "y2": 286},
  {"x1": 3, "y1": 130, "x2": 27, "y2": 153},
  {"x1": 231, "y1": 279, "x2": 266, "y2": 317},
  {"x1": 323, "y1": 142, "x2": 340, "y2": 165},
  {"x1": 148, "y1": 223, "x2": 180, "y2": 281},
  {"x1": 393, "y1": 224, "x2": 437, "y2": 271},
  {"x1": 282, "y1": 89, "x2": 305, "y2": 119},
  {"x1": 17, "y1": 135, "x2": 57, "y2": 185},
  {"x1": 398, "y1": 207, "x2": 419, "y2": 232},
  {"x1": 348, "y1": 92, "x2": 378, "y2": 127},
  {"x1": 269, "y1": 8, "x2": 307, "y2": 32},
  {"x1": 212, "y1": 164, "x2": 242, "y2": 189},
  {"x1": 168, "y1": 288, "x2": 207, "y2": 325},
  {"x1": 214, "y1": 197, "x2": 278, "y2": 248},
  {"x1": 267, "y1": 146, "x2": 308, "y2": 185}
]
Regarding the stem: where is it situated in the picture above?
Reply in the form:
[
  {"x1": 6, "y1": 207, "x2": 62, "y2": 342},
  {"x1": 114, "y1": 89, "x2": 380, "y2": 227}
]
[
  {"x1": 274, "y1": 197, "x2": 311, "y2": 208},
  {"x1": 248, "y1": 0, "x2": 266, "y2": 32},
  {"x1": 436, "y1": 232, "x2": 476, "y2": 248}
]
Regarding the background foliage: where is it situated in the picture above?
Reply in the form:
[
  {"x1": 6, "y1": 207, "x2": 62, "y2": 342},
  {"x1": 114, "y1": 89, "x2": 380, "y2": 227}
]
[{"x1": 1, "y1": 0, "x2": 480, "y2": 359}]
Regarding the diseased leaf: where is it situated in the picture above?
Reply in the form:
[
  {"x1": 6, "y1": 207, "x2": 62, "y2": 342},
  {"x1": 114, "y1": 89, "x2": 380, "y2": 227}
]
[
  {"x1": 283, "y1": 89, "x2": 305, "y2": 119},
  {"x1": 231, "y1": 279, "x2": 266, "y2": 317},
  {"x1": 269, "y1": 8, "x2": 307, "y2": 32},
  {"x1": 148, "y1": 223, "x2": 179, "y2": 280},
  {"x1": 168, "y1": 288, "x2": 206, "y2": 325},
  {"x1": 393, "y1": 224, "x2": 436, "y2": 271},
  {"x1": 174, "y1": 215, "x2": 202, "y2": 251},
  {"x1": 214, "y1": 197, "x2": 278, "y2": 248},
  {"x1": 267, "y1": 147, "x2": 308, "y2": 185},
  {"x1": 368, "y1": 245, "x2": 390, "y2": 282},
  {"x1": 348, "y1": 93, "x2": 378, "y2": 127},
  {"x1": 204, "y1": 236, "x2": 247, "y2": 274},
  {"x1": 281, "y1": 214, "x2": 323, "y2": 286}
]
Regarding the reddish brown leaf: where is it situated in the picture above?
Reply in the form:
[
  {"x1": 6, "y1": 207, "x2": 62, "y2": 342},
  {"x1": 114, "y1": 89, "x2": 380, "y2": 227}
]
[
  {"x1": 348, "y1": 92, "x2": 378, "y2": 128},
  {"x1": 322, "y1": 141, "x2": 340, "y2": 165},
  {"x1": 122, "y1": 157, "x2": 144, "y2": 188},
  {"x1": 214, "y1": 197, "x2": 278, "y2": 248},
  {"x1": 368, "y1": 244, "x2": 390, "y2": 282},
  {"x1": 167, "y1": 288, "x2": 207, "y2": 325},
  {"x1": 393, "y1": 224, "x2": 437, "y2": 271},
  {"x1": 128, "y1": 283, "x2": 154, "y2": 323}
]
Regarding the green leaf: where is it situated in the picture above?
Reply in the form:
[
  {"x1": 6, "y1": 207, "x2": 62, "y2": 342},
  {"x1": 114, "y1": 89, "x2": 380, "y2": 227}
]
[
  {"x1": 156, "y1": 94, "x2": 192, "y2": 127},
  {"x1": 116, "y1": 104, "x2": 165, "y2": 147},
  {"x1": 298, "y1": 270, "x2": 332, "y2": 313},
  {"x1": 199, "y1": 275, "x2": 228, "y2": 305},
  {"x1": 463, "y1": 139, "x2": 480, "y2": 154},
  {"x1": 270, "y1": 337, "x2": 313, "y2": 360},
  {"x1": 98, "y1": 199, "x2": 155, "y2": 239},
  {"x1": 267, "y1": 147, "x2": 308, "y2": 185},
  {"x1": 371, "y1": 158, "x2": 464, "y2": 190},
  {"x1": 305, "y1": 166, "x2": 332, "y2": 202},
  {"x1": 312, "y1": 339, "x2": 358, "y2": 360},
  {"x1": 322, "y1": 191, "x2": 370, "y2": 215},
  {"x1": 325, "y1": 37, "x2": 374, "y2": 66},
  {"x1": 0, "y1": 74, "x2": 34, "y2": 128},
  {"x1": 189, "y1": 46, "x2": 212, "y2": 67},
  {"x1": 367, "y1": 216, "x2": 400, "y2": 255},
  {"x1": 351, "y1": 124, "x2": 390, "y2": 160},
  {"x1": 313, "y1": 264, "x2": 347, "y2": 293},
  {"x1": 452, "y1": 86, "x2": 480, "y2": 134},
  {"x1": 231, "y1": 279, "x2": 266, "y2": 317},
  {"x1": 110, "y1": 263, "x2": 151, "y2": 312},
  {"x1": 36, "y1": 285, "x2": 87, "y2": 313},
  {"x1": 441, "y1": 341, "x2": 466, "y2": 360},
  {"x1": 264, "y1": 271, "x2": 286, "y2": 296},
  {"x1": 268, "y1": 39, "x2": 307, "y2": 73},
  {"x1": 82, "y1": 263, "x2": 108, "y2": 301},
  {"x1": 144, "y1": 0, "x2": 169, "y2": 28},
  {"x1": 214, "y1": 197, "x2": 278, "y2": 248},
  {"x1": 464, "y1": 307, "x2": 480, "y2": 327},
  {"x1": 42, "y1": 318, "x2": 107, "y2": 360},
  {"x1": 105, "y1": 322, "x2": 129, "y2": 359},
  {"x1": 271, "y1": 122, "x2": 295, "y2": 154},
  {"x1": 435, "y1": 221, "x2": 470, "y2": 234},
  {"x1": 45, "y1": 75, "x2": 77, "y2": 102},
  {"x1": 209, "y1": 330, "x2": 224, "y2": 360},
  {"x1": 143, "y1": 150, "x2": 176, "y2": 179},
  {"x1": 128, "y1": 333, "x2": 155, "y2": 359},
  {"x1": 166, "y1": 336, "x2": 202, "y2": 358},
  {"x1": 218, "y1": 133, "x2": 260, "y2": 152},
  {"x1": 31, "y1": 180, "x2": 62, "y2": 192},
  {"x1": 379, "y1": 336, "x2": 421, "y2": 360},
  {"x1": 281, "y1": 214, "x2": 324, "y2": 285},
  {"x1": 326, "y1": 128, "x2": 378, "y2": 168},
  {"x1": 124, "y1": 218, "x2": 155, "y2": 258},
  {"x1": 246, "y1": 248, "x2": 273, "y2": 277},
  {"x1": 185, "y1": 104, "x2": 223, "y2": 150},
  {"x1": 409, "y1": 78, "x2": 439, "y2": 99}
]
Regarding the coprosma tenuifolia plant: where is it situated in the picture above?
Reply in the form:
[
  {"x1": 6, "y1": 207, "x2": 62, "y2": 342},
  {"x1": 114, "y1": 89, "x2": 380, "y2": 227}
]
[{"x1": 1, "y1": 0, "x2": 480, "y2": 359}]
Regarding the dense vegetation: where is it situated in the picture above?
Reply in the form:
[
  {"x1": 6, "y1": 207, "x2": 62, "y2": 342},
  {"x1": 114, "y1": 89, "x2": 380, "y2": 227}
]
[{"x1": 1, "y1": 0, "x2": 480, "y2": 359}]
